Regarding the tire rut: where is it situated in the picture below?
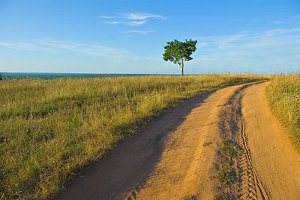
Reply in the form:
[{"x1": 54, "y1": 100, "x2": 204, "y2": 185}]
[
  {"x1": 238, "y1": 121, "x2": 270, "y2": 200},
  {"x1": 218, "y1": 83, "x2": 270, "y2": 200}
]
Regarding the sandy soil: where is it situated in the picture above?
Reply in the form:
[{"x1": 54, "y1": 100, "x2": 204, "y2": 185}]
[
  {"x1": 136, "y1": 85, "x2": 243, "y2": 200},
  {"x1": 242, "y1": 83, "x2": 300, "y2": 200}
]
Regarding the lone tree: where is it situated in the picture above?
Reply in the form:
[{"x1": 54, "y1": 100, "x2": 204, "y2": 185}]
[{"x1": 163, "y1": 39, "x2": 197, "y2": 76}]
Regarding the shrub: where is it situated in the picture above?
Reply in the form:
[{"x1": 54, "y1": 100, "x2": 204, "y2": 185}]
[{"x1": 222, "y1": 139, "x2": 243, "y2": 159}]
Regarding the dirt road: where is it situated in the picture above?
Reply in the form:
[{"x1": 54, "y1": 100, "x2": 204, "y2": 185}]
[
  {"x1": 57, "y1": 82, "x2": 300, "y2": 200},
  {"x1": 136, "y1": 84, "x2": 243, "y2": 200},
  {"x1": 242, "y1": 83, "x2": 300, "y2": 200}
]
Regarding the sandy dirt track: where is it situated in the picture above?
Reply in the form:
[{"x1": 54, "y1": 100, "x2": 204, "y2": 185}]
[
  {"x1": 136, "y1": 85, "x2": 243, "y2": 200},
  {"x1": 242, "y1": 83, "x2": 300, "y2": 200}
]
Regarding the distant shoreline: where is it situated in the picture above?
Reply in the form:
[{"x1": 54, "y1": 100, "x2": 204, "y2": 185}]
[
  {"x1": 0, "y1": 72, "x2": 178, "y2": 79},
  {"x1": 0, "y1": 72, "x2": 296, "y2": 80}
]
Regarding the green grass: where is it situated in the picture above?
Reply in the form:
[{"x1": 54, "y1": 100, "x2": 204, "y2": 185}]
[
  {"x1": 267, "y1": 74, "x2": 300, "y2": 152},
  {"x1": 0, "y1": 75, "x2": 262, "y2": 199}
]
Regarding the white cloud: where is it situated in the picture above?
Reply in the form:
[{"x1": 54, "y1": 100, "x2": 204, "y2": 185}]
[
  {"x1": 123, "y1": 30, "x2": 155, "y2": 34},
  {"x1": 99, "y1": 15, "x2": 115, "y2": 19},
  {"x1": 196, "y1": 28, "x2": 300, "y2": 51},
  {"x1": 191, "y1": 28, "x2": 300, "y2": 73},
  {"x1": 103, "y1": 20, "x2": 147, "y2": 26},
  {"x1": 123, "y1": 13, "x2": 165, "y2": 20},
  {"x1": 99, "y1": 12, "x2": 165, "y2": 27},
  {"x1": 0, "y1": 39, "x2": 137, "y2": 61}
]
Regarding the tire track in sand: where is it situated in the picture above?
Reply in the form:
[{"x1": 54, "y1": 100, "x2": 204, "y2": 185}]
[
  {"x1": 238, "y1": 120, "x2": 270, "y2": 200},
  {"x1": 218, "y1": 83, "x2": 270, "y2": 200},
  {"x1": 242, "y1": 83, "x2": 300, "y2": 200}
]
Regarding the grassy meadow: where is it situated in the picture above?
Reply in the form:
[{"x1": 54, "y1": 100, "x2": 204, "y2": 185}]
[
  {"x1": 0, "y1": 75, "x2": 262, "y2": 200},
  {"x1": 267, "y1": 74, "x2": 300, "y2": 151}
]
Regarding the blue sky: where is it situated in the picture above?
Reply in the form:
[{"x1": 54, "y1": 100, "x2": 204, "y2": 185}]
[{"x1": 0, "y1": 0, "x2": 300, "y2": 74}]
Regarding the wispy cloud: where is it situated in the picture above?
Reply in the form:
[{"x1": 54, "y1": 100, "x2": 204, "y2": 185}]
[
  {"x1": 196, "y1": 28, "x2": 300, "y2": 50},
  {"x1": 103, "y1": 20, "x2": 147, "y2": 26},
  {"x1": 191, "y1": 28, "x2": 300, "y2": 73},
  {"x1": 99, "y1": 12, "x2": 165, "y2": 26},
  {"x1": 123, "y1": 30, "x2": 155, "y2": 35},
  {"x1": 0, "y1": 39, "x2": 137, "y2": 61},
  {"x1": 123, "y1": 13, "x2": 165, "y2": 20}
]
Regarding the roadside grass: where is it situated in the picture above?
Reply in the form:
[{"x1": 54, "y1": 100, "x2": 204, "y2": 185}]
[
  {"x1": 266, "y1": 74, "x2": 300, "y2": 152},
  {"x1": 0, "y1": 75, "x2": 263, "y2": 199}
]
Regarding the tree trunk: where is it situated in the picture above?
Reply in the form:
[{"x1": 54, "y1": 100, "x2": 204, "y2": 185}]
[{"x1": 181, "y1": 59, "x2": 184, "y2": 76}]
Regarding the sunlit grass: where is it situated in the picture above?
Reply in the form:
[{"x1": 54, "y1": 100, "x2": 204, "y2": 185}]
[
  {"x1": 0, "y1": 75, "x2": 263, "y2": 199},
  {"x1": 267, "y1": 74, "x2": 300, "y2": 152}
]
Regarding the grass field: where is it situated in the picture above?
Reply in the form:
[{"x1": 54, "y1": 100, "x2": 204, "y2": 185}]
[
  {"x1": 0, "y1": 75, "x2": 263, "y2": 200},
  {"x1": 267, "y1": 74, "x2": 300, "y2": 152}
]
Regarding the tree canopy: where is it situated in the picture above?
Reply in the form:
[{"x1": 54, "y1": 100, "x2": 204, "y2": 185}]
[{"x1": 163, "y1": 39, "x2": 197, "y2": 76}]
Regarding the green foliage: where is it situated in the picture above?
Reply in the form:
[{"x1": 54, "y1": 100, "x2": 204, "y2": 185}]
[
  {"x1": 267, "y1": 74, "x2": 300, "y2": 151},
  {"x1": 0, "y1": 75, "x2": 263, "y2": 199},
  {"x1": 163, "y1": 39, "x2": 197, "y2": 75},
  {"x1": 215, "y1": 193, "x2": 232, "y2": 200},
  {"x1": 218, "y1": 165, "x2": 238, "y2": 187},
  {"x1": 222, "y1": 140, "x2": 243, "y2": 158},
  {"x1": 217, "y1": 139, "x2": 241, "y2": 199}
]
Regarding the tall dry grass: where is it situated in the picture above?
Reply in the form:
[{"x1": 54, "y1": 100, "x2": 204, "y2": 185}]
[
  {"x1": 0, "y1": 75, "x2": 262, "y2": 199},
  {"x1": 267, "y1": 74, "x2": 300, "y2": 152}
]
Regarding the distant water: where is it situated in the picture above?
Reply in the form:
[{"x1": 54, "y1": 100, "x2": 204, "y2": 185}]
[{"x1": 0, "y1": 72, "x2": 166, "y2": 79}]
